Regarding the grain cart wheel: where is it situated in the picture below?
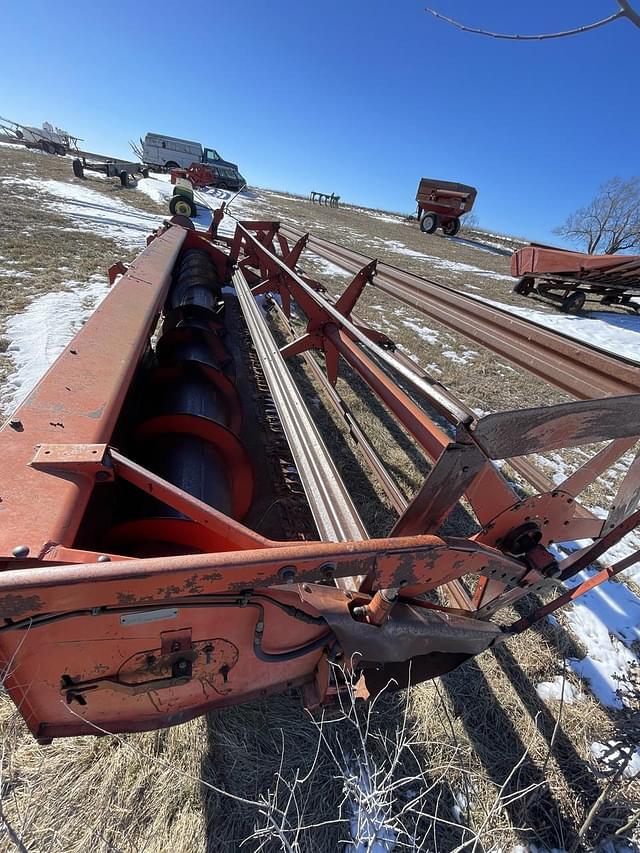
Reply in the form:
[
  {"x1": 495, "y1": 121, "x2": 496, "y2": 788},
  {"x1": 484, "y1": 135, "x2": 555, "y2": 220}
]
[
  {"x1": 420, "y1": 212, "x2": 438, "y2": 234},
  {"x1": 513, "y1": 276, "x2": 534, "y2": 296},
  {"x1": 561, "y1": 290, "x2": 586, "y2": 313},
  {"x1": 442, "y1": 218, "x2": 461, "y2": 237},
  {"x1": 55, "y1": 144, "x2": 66, "y2": 156},
  {"x1": 169, "y1": 195, "x2": 197, "y2": 218},
  {"x1": 72, "y1": 158, "x2": 85, "y2": 179},
  {"x1": 119, "y1": 170, "x2": 129, "y2": 188}
]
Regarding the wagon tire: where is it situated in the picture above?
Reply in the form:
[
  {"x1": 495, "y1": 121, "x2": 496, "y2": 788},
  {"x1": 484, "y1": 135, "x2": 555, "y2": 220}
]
[
  {"x1": 420, "y1": 212, "x2": 438, "y2": 234},
  {"x1": 561, "y1": 290, "x2": 586, "y2": 313},
  {"x1": 513, "y1": 276, "x2": 534, "y2": 296},
  {"x1": 119, "y1": 170, "x2": 129, "y2": 188},
  {"x1": 169, "y1": 195, "x2": 197, "y2": 218},
  {"x1": 165, "y1": 161, "x2": 180, "y2": 172},
  {"x1": 442, "y1": 218, "x2": 461, "y2": 237},
  {"x1": 72, "y1": 158, "x2": 85, "y2": 179}
]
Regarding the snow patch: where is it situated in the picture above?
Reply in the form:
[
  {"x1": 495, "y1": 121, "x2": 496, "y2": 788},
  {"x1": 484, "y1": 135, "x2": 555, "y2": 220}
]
[
  {"x1": 473, "y1": 295, "x2": 640, "y2": 364},
  {"x1": 365, "y1": 210, "x2": 405, "y2": 225},
  {"x1": 591, "y1": 741, "x2": 640, "y2": 779},
  {"x1": 135, "y1": 173, "x2": 172, "y2": 204},
  {"x1": 377, "y1": 239, "x2": 514, "y2": 281},
  {"x1": 442, "y1": 348, "x2": 478, "y2": 365},
  {"x1": 1, "y1": 275, "x2": 110, "y2": 413},
  {"x1": 561, "y1": 567, "x2": 640, "y2": 708},
  {"x1": 0, "y1": 139, "x2": 27, "y2": 151},
  {"x1": 306, "y1": 253, "x2": 351, "y2": 278},
  {"x1": 10, "y1": 177, "x2": 163, "y2": 248},
  {"x1": 449, "y1": 236, "x2": 511, "y2": 256},
  {"x1": 347, "y1": 761, "x2": 397, "y2": 852},
  {"x1": 536, "y1": 675, "x2": 584, "y2": 704},
  {"x1": 401, "y1": 319, "x2": 440, "y2": 344}
]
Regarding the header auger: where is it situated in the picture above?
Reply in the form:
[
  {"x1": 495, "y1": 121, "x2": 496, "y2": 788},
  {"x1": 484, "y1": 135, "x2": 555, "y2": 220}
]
[{"x1": 1, "y1": 208, "x2": 639, "y2": 742}]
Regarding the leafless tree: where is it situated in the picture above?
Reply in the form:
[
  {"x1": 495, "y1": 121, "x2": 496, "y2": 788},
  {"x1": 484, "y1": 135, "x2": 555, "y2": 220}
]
[
  {"x1": 554, "y1": 177, "x2": 640, "y2": 255},
  {"x1": 425, "y1": 1, "x2": 640, "y2": 40}
]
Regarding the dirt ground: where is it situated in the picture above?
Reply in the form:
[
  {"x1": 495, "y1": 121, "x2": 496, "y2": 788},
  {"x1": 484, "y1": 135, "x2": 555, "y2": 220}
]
[{"x1": 0, "y1": 143, "x2": 638, "y2": 853}]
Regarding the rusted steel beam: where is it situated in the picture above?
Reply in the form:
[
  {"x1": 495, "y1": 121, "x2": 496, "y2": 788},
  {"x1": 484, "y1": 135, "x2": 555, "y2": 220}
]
[
  {"x1": 471, "y1": 396, "x2": 640, "y2": 459},
  {"x1": 391, "y1": 440, "x2": 487, "y2": 536},
  {"x1": 556, "y1": 438, "x2": 637, "y2": 498},
  {"x1": 0, "y1": 535, "x2": 526, "y2": 613},
  {"x1": 507, "y1": 549, "x2": 640, "y2": 634},
  {"x1": 603, "y1": 448, "x2": 640, "y2": 534},
  {"x1": 110, "y1": 449, "x2": 273, "y2": 551},
  {"x1": 233, "y1": 268, "x2": 367, "y2": 546},
  {"x1": 327, "y1": 329, "x2": 518, "y2": 523},
  {"x1": 281, "y1": 226, "x2": 640, "y2": 400}
]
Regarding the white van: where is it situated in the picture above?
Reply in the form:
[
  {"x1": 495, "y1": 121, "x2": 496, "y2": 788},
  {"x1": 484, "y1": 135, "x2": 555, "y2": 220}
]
[{"x1": 140, "y1": 133, "x2": 223, "y2": 171}]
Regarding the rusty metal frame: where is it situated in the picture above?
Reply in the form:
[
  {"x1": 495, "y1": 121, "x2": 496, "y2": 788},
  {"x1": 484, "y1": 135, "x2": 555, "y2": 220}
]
[
  {"x1": 233, "y1": 221, "x2": 640, "y2": 612},
  {"x1": 0, "y1": 216, "x2": 639, "y2": 740}
]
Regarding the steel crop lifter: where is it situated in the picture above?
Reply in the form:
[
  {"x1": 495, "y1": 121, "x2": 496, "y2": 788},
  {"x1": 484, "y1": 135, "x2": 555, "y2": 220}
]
[{"x1": 0, "y1": 211, "x2": 639, "y2": 742}]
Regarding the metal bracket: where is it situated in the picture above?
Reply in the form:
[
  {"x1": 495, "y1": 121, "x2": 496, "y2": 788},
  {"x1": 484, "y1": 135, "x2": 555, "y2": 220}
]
[{"x1": 30, "y1": 443, "x2": 114, "y2": 481}]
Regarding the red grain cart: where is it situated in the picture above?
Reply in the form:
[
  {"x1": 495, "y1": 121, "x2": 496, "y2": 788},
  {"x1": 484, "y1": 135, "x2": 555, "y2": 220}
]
[
  {"x1": 416, "y1": 177, "x2": 477, "y2": 237},
  {"x1": 512, "y1": 245, "x2": 640, "y2": 313}
]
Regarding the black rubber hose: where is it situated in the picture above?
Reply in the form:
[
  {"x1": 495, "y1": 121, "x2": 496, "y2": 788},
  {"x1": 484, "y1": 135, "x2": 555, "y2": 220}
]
[{"x1": 253, "y1": 629, "x2": 333, "y2": 663}]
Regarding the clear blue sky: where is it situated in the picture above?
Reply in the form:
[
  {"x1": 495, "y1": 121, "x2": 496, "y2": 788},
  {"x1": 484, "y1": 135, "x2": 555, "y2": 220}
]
[{"x1": 1, "y1": 0, "x2": 637, "y2": 242}]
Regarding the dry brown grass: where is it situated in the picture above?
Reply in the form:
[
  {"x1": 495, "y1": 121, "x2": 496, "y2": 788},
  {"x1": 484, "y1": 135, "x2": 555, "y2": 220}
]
[
  {"x1": 1, "y1": 642, "x2": 635, "y2": 851},
  {"x1": 0, "y1": 149, "x2": 638, "y2": 852}
]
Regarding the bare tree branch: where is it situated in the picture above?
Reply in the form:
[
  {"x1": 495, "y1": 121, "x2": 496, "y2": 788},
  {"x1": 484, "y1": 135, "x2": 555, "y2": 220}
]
[
  {"x1": 554, "y1": 176, "x2": 640, "y2": 255},
  {"x1": 424, "y1": 2, "x2": 640, "y2": 40}
]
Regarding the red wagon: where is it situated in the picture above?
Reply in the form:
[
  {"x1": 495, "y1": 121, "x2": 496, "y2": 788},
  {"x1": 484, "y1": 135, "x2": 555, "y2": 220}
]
[
  {"x1": 415, "y1": 177, "x2": 477, "y2": 237},
  {"x1": 512, "y1": 245, "x2": 640, "y2": 313}
]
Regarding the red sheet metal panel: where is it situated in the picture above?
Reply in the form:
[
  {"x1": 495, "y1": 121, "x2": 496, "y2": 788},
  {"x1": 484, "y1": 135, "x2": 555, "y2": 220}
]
[
  {"x1": 416, "y1": 177, "x2": 477, "y2": 216},
  {"x1": 511, "y1": 246, "x2": 640, "y2": 278}
]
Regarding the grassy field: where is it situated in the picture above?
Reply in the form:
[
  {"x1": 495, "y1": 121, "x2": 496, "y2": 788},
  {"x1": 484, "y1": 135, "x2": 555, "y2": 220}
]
[{"x1": 0, "y1": 143, "x2": 638, "y2": 852}]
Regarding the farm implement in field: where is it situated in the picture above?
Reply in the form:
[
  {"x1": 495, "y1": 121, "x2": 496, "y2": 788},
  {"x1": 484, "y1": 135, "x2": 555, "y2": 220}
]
[
  {"x1": 512, "y1": 244, "x2": 640, "y2": 313},
  {"x1": 0, "y1": 209, "x2": 639, "y2": 742},
  {"x1": 0, "y1": 115, "x2": 81, "y2": 156},
  {"x1": 71, "y1": 156, "x2": 148, "y2": 188},
  {"x1": 416, "y1": 177, "x2": 477, "y2": 237}
]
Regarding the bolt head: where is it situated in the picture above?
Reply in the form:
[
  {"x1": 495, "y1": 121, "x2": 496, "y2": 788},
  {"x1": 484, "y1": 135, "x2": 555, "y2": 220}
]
[
  {"x1": 97, "y1": 554, "x2": 111, "y2": 563},
  {"x1": 12, "y1": 545, "x2": 29, "y2": 558},
  {"x1": 278, "y1": 566, "x2": 296, "y2": 584}
]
